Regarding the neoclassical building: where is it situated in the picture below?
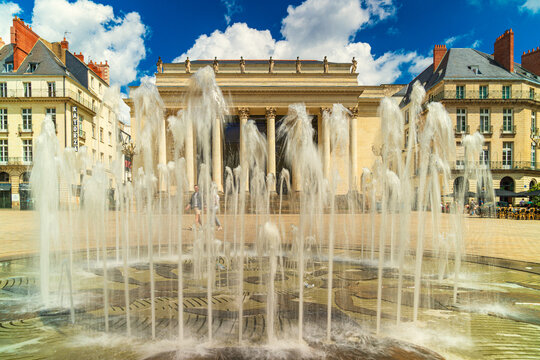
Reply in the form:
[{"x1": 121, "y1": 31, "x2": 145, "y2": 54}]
[{"x1": 126, "y1": 58, "x2": 402, "y2": 194}]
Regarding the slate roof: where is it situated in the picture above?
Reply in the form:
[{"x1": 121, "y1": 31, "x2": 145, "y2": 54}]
[
  {"x1": 399, "y1": 48, "x2": 540, "y2": 107},
  {"x1": 0, "y1": 40, "x2": 87, "y2": 89}
]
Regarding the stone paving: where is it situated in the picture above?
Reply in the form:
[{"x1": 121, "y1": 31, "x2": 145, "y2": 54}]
[{"x1": 0, "y1": 209, "x2": 539, "y2": 264}]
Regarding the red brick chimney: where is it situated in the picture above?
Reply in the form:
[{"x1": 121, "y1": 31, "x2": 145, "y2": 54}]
[
  {"x1": 74, "y1": 52, "x2": 84, "y2": 63},
  {"x1": 96, "y1": 61, "x2": 110, "y2": 84},
  {"x1": 10, "y1": 16, "x2": 40, "y2": 70},
  {"x1": 494, "y1": 29, "x2": 514, "y2": 73},
  {"x1": 61, "y1": 37, "x2": 69, "y2": 50},
  {"x1": 433, "y1": 45, "x2": 447, "y2": 72},
  {"x1": 522, "y1": 47, "x2": 540, "y2": 76}
]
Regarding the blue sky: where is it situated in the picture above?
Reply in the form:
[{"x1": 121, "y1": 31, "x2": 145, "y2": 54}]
[{"x1": 1, "y1": 0, "x2": 539, "y2": 90}]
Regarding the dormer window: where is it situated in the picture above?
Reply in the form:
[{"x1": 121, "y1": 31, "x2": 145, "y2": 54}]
[
  {"x1": 469, "y1": 65, "x2": 480, "y2": 75},
  {"x1": 2, "y1": 62, "x2": 13, "y2": 73},
  {"x1": 27, "y1": 63, "x2": 39, "y2": 73}
]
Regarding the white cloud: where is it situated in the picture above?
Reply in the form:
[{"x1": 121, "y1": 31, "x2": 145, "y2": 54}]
[
  {"x1": 175, "y1": 0, "x2": 422, "y2": 85},
  {"x1": 30, "y1": 0, "x2": 147, "y2": 86},
  {"x1": 471, "y1": 40, "x2": 482, "y2": 49},
  {"x1": 408, "y1": 55, "x2": 432, "y2": 75},
  {"x1": 521, "y1": 0, "x2": 540, "y2": 12},
  {"x1": 221, "y1": 0, "x2": 242, "y2": 25},
  {"x1": 0, "y1": 1, "x2": 21, "y2": 43}
]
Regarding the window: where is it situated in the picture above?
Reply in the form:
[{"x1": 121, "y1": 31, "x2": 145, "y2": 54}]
[
  {"x1": 502, "y1": 85, "x2": 511, "y2": 99},
  {"x1": 109, "y1": 155, "x2": 112, "y2": 166},
  {"x1": 530, "y1": 88, "x2": 535, "y2": 100},
  {"x1": 91, "y1": 77, "x2": 94, "y2": 88},
  {"x1": 480, "y1": 108, "x2": 490, "y2": 133},
  {"x1": 92, "y1": 100, "x2": 95, "y2": 111},
  {"x1": 0, "y1": 139, "x2": 7, "y2": 163},
  {"x1": 0, "y1": 109, "x2": 6, "y2": 131},
  {"x1": 23, "y1": 139, "x2": 33, "y2": 163},
  {"x1": 532, "y1": 111, "x2": 537, "y2": 134},
  {"x1": 92, "y1": 149, "x2": 96, "y2": 163},
  {"x1": 92, "y1": 124, "x2": 96, "y2": 138},
  {"x1": 532, "y1": 143, "x2": 537, "y2": 169},
  {"x1": 99, "y1": 83, "x2": 102, "y2": 94},
  {"x1": 108, "y1": 131, "x2": 112, "y2": 145},
  {"x1": 2, "y1": 62, "x2": 13, "y2": 73},
  {"x1": 100, "y1": 152, "x2": 104, "y2": 162},
  {"x1": 479, "y1": 85, "x2": 488, "y2": 99},
  {"x1": 47, "y1": 82, "x2": 56, "y2": 97},
  {"x1": 456, "y1": 108, "x2": 467, "y2": 133},
  {"x1": 456, "y1": 85, "x2": 465, "y2": 99},
  {"x1": 404, "y1": 129, "x2": 409, "y2": 148},
  {"x1": 26, "y1": 63, "x2": 38, "y2": 73},
  {"x1": 503, "y1": 108, "x2": 513, "y2": 133},
  {"x1": 502, "y1": 142, "x2": 513, "y2": 169},
  {"x1": 405, "y1": 110, "x2": 409, "y2": 124},
  {"x1": 78, "y1": 91, "x2": 82, "y2": 102},
  {"x1": 100, "y1": 127, "x2": 103, "y2": 142},
  {"x1": 23, "y1": 82, "x2": 31, "y2": 97},
  {"x1": 46, "y1": 108, "x2": 56, "y2": 129},
  {"x1": 22, "y1": 109, "x2": 32, "y2": 131},
  {"x1": 480, "y1": 146, "x2": 489, "y2": 165},
  {"x1": 0, "y1": 83, "x2": 6, "y2": 97}
]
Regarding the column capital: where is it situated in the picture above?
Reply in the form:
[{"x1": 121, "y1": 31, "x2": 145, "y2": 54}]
[
  {"x1": 320, "y1": 106, "x2": 331, "y2": 115},
  {"x1": 237, "y1": 107, "x2": 250, "y2": 119},
  {"x1": 265, "y1": 107, "x2": 277, "y2": 119},
  {"x1": 348, "y1": 105, "x2": 359, "y2": 117}
]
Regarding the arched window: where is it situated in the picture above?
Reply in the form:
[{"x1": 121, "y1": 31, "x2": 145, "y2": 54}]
[
  {"x1": 500, "y1": 176, "x2": 515, "y2": 192},
  {"x1": 0, "y1": 172, "x2": 9, "y2": 182},
  {"x1": 20, "y1": 172, "x2": 31, "y2": 183}
]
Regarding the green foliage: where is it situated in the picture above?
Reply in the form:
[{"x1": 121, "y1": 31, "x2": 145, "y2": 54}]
[{"x1": 530, "y1": 183, "x2": 540, "y2": 206}]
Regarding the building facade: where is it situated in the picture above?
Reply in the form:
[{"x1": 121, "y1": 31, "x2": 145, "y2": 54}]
[
  {"x1": 126, "y1": 58, "x2": 402, "y2": 194},
  {"x1": 400, "y1": 29, "x2": 540, "y2": 203},
  {"x1": 0, "y1": 17, "x2": 125, "y2": 209}
]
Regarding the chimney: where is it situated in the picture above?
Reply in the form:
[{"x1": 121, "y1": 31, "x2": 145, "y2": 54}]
[
  {"x1": 522, "y1": 47, "x2": 540, "y2": 76},
  {"x1": 96, "y1": 60, "x2": 110, "y2": 84},
  {"x1": 61, "y1": 37, "x2": 69, "y2": 50},
  {"x1": 494, "y1": 29, "x2": 514, "y2": 73},
  {"x1": 10, "y1": 17, "x2": 40, "y2": 70},
  {"x1": 433, "y1": 45, "x2": 447, "y2": 72},
  {"x1": 74, "y1": 52, "x2": 85, "y2": 63}
]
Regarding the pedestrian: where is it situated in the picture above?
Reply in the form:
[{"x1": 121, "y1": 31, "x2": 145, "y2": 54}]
[
  {"x1": 185, "y1": 184, "x2": 202, "y2": 228},
  {"x1": 213, "y1": 185, "x2": 222, "y2": 230}
]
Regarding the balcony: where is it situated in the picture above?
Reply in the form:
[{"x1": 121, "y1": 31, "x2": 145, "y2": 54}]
[
  {"x1": 451, "y1": 160, "x2": 539, "y2": 171},
  {"x1": 18, "y1": 125, "x2": 33, "y2": 136},
  {"x1": 478, "y1": 125, "x2": 493, "y2": 136},
  {"x1": 79, "y1": 129, "x2": 86, "y2": 140},
  {"x1": 0, "y1": 157, "x2": 32, "y2": 166},
  {"x1": 500, "y1": 125, "x2": 517, "y2": 136},
  {"x1": 0, "y1": 127, "x2": 8, "y2": 134},
  {"x1": 3, "y1": 87, "x2": 97, "y2": 114},
  {"x1": 454, "y1": 125, "x2": 469, "y2": 135},
  {"x1": 427, "y1": 89, "x2": 540, "y2": 104}
]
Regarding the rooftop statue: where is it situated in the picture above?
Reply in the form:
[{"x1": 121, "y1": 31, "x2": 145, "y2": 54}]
[
  {"x1": 296, "y1": 56, "x2": 301, "y2": 73},
  {"x1": 156, "y1": 56, "x2": 163, "y2": 73},
  {"x1": 213, "y1": 57, "x2": 219, "y2": 73},
  {"x1": 240, "y1": 56, "x2": 245, "y2": 73},
  {"x1": 323, "y1": 56, "x2": 329, "y2": 73},
  {"x1": 269, "y1": 56, "x2": 274, "y2": 73},
  {"x1": 185, "y1": 57, "x2": 191, "y2": 73},
  {"x1": 351, "y1": 57, "x2": 357, "y2": 74}
]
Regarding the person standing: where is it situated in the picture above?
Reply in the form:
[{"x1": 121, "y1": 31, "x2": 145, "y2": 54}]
[{"x1": 185, "y1": 185, "x2": 202, "y2": 228}]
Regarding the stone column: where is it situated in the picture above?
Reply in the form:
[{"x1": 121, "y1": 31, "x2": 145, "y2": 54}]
[
  {"x1": 238, "y1": 107, "x2": 250, "y2": 191},
  {"x1": 348, "y1": 106, "x2": 359, "y2": 191},
  {"x1": 212, "y1": 117, "x2": 223, "y2": 191},
  {"x1": 321, "y1": 107, "x2": 331, "y2": 180},
  {"x1": 185, "y1": 119, "x2": 195, "y2": 191},
  {"x1": 159, "y1": 119, "x2": 167, "y2": 192},
  {"x1": 266, "y1": 107, "x2": 276, "y2": 191}
]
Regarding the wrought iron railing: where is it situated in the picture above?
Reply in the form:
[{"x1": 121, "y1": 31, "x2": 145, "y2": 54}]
[
  {"x1": 452, "y1": 160, "x2": 539, "y2": 171},
  {"x1": 428, "y1": 90, "x2": 540, "y2": 103},
  {"x1": 0, "y1": 157, "x2": 33, "y2": 166}
]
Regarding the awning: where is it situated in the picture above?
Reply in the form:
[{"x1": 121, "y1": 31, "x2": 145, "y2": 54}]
[
  {"x1": 514, "y1": 190, "x2": 540, "y2": 197},
  {"x1": 495, "y1": 189, "x2": 519, "y2": 197},
  {"x1": 0, "y1": 183, "x2": 11, "y2": 191}
]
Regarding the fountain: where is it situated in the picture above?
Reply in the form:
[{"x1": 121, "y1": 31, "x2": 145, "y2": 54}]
[{"x1": 1, "y1": 68, "x2": 540, "y2": 360}]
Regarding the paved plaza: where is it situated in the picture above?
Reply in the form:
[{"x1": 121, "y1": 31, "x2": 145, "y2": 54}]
[{"x1": 0, "y1": 209, "x2": 539, "y2": 264}]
